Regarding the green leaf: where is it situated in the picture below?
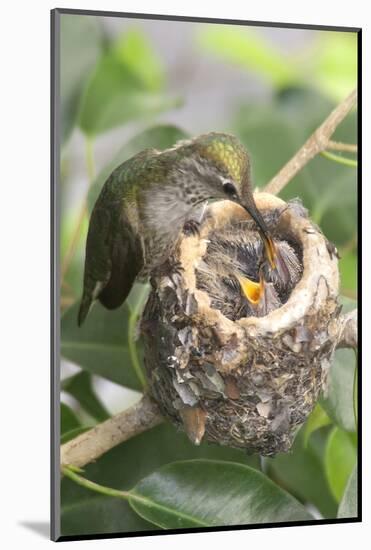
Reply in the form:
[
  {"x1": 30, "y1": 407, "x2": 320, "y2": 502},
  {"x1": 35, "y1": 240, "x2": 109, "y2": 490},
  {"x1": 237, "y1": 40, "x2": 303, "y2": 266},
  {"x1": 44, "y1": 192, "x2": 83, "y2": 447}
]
[
  {"x1": 338, "y1": 465, "x2": 358, "y2": 518},
  {"x1": 198, "y1": 27, "x2": 356, "y2": 103},
  {"x1": 127, "y1": 283, "x2": 150, "y2": 389},
  {"x1": 198, "y1": 26, "x2": 299, "y2": 87},
  {"x1": 325, "y1": 427, "x2": 357, "y2": 502},
  {"x1": 303, "y1": 403, "x2": 331, "y2": 447},
  {"x1": 321, "y1": 348, "x2": 357, "y2": 432},
  {"x1": 61, "y1": 301, "x2": 142, "y2": 390},
  {"x1": 78, "y1": 31, "x2": 179, "y2": 135},
  {"x1": 311, "y1": 32, "x2": 357, "y2": 102},
  {"x1": 62, "y1": 371, "x2": 110, "y2": 422},
  {"x1": 129, "y1": 459, "x2": 313, "y2": 528},
  {"x1": 88, "y1": 124, "x2": 189, "y2": 211},
  {"x1": 320, "y1": 297, "x2": 357, "y2": 432},
  {"x1": 61, "y1": 423, "x2": 260, "y2": 536},
  {"x1": 61, "y1": 402, "x2": 81, "y2": 435},
  {"x1": 61, "y1": 496, "x2": 153, "y2": 536},
  {"x1": 60, "y1": 15, "x2": 103, "y2": 144},
  {"x1": 112, "y1": 29, "x2": 164, "y2": 91},
  {"x1": 267, "y1": 427, "x2": 337, "y2": 518}
]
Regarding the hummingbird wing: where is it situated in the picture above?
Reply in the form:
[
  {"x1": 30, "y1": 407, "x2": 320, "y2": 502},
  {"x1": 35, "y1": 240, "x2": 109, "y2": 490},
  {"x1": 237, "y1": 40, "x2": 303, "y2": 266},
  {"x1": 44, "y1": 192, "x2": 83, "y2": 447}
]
[
  {"x1": 77, "y1": 149, "x2": 158, "y2": 326},
  {"x1": 98, "y1": 215, "x2": 143, "y2": 310},
  {"x1": 77, "y1": 205, "x2": 144, "y2": 326}
]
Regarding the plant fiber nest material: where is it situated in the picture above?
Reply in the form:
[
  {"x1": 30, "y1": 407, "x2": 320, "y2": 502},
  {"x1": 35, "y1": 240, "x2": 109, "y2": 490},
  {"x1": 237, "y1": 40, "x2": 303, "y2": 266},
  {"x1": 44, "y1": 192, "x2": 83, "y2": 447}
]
[{"x1": 141, "y1": 194, "x2": 340, "y2": 456}]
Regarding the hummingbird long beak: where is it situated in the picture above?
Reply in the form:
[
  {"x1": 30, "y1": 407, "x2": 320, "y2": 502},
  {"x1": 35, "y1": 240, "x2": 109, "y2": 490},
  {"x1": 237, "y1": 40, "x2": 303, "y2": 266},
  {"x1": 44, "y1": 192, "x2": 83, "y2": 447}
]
[
  {"x1": 260, "y1": 233, "x2": 277, "y2": 270},
  {"x1": 241, "y1": 202, "x2": 277, "y2": 270}
]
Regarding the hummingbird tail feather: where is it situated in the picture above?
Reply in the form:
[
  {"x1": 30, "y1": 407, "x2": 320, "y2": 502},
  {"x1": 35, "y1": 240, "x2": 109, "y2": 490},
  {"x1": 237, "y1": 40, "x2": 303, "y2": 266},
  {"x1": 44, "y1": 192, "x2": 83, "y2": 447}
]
[
  {"x1": 77, "y1": 296, "x2": 92, "y2": 326},
  {"x1": 77, "y1": 280, "x2": 104, "y2": 326}
]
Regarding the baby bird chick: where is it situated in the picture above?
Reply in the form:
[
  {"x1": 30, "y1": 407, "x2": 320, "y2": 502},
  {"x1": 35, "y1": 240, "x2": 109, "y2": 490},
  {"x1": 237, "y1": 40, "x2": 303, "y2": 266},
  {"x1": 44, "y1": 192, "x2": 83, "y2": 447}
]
[
  {"x1": 196, "y1": 242, "x2": 280, "y2": 320},
  {"x1": 196, "y1": 224, "x2": 302, "y2": 320}
]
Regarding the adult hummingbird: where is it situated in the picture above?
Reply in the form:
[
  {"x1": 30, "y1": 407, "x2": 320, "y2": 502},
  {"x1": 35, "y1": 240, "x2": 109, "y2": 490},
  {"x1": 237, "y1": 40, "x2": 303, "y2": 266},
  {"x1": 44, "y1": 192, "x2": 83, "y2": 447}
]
[{"x1": 78, "y1": 132, "x2": 278, "y2": 325}]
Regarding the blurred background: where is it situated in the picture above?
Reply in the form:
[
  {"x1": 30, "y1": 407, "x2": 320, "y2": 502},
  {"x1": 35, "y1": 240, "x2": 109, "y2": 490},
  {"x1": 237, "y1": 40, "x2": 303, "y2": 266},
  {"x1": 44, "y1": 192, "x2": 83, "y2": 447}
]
[{"x1": 59, "y1": 13, "x2": 357, "y2": 451}]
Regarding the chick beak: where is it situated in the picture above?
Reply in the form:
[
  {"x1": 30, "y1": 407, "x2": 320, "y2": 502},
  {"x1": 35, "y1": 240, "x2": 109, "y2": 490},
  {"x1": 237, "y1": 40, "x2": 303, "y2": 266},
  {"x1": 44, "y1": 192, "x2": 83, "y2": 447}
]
[{"x1": 237, "y1": 272, "x2": 264, "y2": 305}]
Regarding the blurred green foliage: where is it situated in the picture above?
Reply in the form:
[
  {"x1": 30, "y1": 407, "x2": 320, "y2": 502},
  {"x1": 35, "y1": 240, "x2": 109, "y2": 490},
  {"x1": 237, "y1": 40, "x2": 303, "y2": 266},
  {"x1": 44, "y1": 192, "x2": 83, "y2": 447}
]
[
  {"x1": 62, "y1": 371, "x2": 110, "y2": 422},
  {"x1": 199, "y1": 26, "x2": 299, "y2": 87},
  {"x1": 59, "y1": 15, "x2": 358, "y2": 536},
  {"x1": 199, "y1": 26, "x2": 357, "y2": 102},
  {"x1": 78, "y1": 29, "x2": 180, "y2": 136},
  {"x1": 325, "y1": 427, "x2": 357, "y2": 502},
  {"x1": 61, "y1": 402, "x2": 81, "y2": 434},
  {"x1": 60, "y1": 15, "x2": 104, "y2": 144},
  {"x1": 266, "y1": 427, "x2": 338, "y2": 518},
  {"x1": 338, "y1": 465, "x2": 358, "y2": 518},
  {"x1": 62, "y1": 300, "x2": 141, "y2": 390},
  {"x1": 61, "y1": 422, "x2": 260, "y2": 535}
]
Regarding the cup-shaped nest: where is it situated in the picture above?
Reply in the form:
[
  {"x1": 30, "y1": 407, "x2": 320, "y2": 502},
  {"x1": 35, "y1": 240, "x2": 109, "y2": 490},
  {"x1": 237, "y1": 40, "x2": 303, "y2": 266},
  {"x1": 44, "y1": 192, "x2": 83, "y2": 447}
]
[{"x1": 141, "y1": 194, "x2": 340, "y2": 456}]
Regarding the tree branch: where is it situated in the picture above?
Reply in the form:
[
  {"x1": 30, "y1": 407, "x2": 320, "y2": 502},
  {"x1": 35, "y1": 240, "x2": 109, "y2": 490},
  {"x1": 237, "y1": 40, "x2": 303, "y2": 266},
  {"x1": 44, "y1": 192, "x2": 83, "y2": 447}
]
[
  {"x1": 327, "y1": 140, "x2": 357, "y2": 153},
  {"x1": 61, "y1": 394, "x2": 163, "y2": 469},
  {"x1": 264, "y1": 88, "x2": 357, "y2": 195}
]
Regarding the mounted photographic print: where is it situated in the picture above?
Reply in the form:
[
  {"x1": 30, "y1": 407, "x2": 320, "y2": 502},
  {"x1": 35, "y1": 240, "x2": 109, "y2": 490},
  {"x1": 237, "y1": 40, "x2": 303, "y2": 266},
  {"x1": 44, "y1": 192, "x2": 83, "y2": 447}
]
[{"x1": 51, "y1": 8, "x2": 360, "y2": 542}]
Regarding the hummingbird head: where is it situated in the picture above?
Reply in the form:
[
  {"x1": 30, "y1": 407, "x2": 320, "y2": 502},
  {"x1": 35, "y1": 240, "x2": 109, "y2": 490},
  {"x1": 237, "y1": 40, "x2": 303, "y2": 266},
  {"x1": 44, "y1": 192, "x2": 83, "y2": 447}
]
[{"x1": 177, "y1": 133, "x2": 277, "y2": 269}]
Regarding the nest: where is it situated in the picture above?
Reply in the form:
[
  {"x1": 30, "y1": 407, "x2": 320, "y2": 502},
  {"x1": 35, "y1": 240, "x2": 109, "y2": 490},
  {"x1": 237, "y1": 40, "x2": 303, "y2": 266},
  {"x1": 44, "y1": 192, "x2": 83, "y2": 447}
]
[{"x1": 141, "y1": 194, "x2": 340, "y2": 456}]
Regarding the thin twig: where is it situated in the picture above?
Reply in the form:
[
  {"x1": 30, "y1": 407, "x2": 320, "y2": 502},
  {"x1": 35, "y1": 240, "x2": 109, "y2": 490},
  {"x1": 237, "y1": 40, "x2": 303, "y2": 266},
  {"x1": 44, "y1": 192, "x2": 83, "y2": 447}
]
[
  {"x1": 327, "y1": 140, "x2": 357, "y2": 153},
  {"x1": 320, "y1": 150, "x2": 357, "y2": 168},
  {"x1": 62, "y1": 466, "x2": 155, "y2": 508},
  {"x1": 264, "y1": 88, "x2": 357, "y2": 195},
  {"x1": 61, "y1": 394, "x2": 163, "y2": 469}
]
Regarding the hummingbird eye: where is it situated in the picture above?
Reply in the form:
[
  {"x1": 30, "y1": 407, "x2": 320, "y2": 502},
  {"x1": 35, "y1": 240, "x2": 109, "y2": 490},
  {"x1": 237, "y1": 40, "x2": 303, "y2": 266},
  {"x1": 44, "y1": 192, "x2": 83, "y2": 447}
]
[{"x1": 223, "y1": 181, "x2": 237, "y2": 198}]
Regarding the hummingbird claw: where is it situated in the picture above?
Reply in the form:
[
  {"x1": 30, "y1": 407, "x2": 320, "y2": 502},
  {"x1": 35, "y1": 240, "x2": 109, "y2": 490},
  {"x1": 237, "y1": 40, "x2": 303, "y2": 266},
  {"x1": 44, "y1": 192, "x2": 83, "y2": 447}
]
[
  {"x1": 170, "y1": 259, "x2": 185, "y2": 277},
  {"x1": 152, "y1": 258, "x2": 185, "y2": 289}
]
